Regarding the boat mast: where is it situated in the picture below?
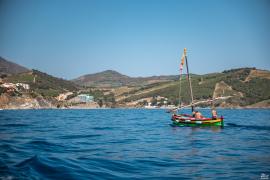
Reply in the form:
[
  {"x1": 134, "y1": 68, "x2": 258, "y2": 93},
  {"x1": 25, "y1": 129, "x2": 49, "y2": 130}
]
[
  {"x1": 184, "y1": 48, "x2": 194, "y2": 112},
  {"x1": 178, "y1": 53, "x2": 185, "y2": 109},
  {"x1": 178, "y1": 71, "x2": 182, "y2": 108}
]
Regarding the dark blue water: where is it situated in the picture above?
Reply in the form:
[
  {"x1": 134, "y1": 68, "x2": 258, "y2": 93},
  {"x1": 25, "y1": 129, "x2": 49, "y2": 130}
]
[{"x1": 0, "y1": 109, "x2": 270, "y2": 179}]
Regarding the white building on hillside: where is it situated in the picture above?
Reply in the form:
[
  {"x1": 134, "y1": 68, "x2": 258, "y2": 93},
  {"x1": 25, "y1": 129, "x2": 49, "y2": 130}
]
[{"x1": 16, "y1": 83, "x2": 30, "y2": 90}]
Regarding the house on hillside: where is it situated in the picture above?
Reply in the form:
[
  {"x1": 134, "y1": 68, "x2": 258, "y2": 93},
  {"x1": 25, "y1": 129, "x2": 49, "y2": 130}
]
[
  {"x1": 16, "y1": 83, "x2": 30, "y2": 90},
  {"x1": 68, "y1": 94, "x2": 94, "y2": 104},
  {"x1": 77, "y1": 94, "x2": 94, "y2": 103}
]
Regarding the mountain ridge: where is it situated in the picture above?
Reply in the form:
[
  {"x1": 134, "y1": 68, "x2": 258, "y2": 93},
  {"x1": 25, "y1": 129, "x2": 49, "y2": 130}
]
[
  {"x1": 0, "y1": 56, "x2": 29, "y2": 75},
  {"x1": 0, "y1": 57, "x2": 270, "y2": 108},
  {"x1": 72, "y1": 70, "x2": 179, "y2": 87}
]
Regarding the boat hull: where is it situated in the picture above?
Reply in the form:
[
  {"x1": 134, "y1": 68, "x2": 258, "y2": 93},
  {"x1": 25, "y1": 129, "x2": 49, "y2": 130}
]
[{"x1": 171, "y1": 114, "x2": 224, "y2": 127}]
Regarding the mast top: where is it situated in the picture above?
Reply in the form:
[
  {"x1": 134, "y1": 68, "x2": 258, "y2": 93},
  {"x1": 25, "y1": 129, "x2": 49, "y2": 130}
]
[{"x1": 184, "y1": 48, "x2": 187, "y2": 56}]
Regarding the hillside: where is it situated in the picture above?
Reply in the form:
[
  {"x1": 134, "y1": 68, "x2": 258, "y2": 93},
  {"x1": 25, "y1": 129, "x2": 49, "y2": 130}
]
[
  {"x1": 1, "y1": 69, "x2": 80, "y2": 109},
  {"x1": 72, "y1": 70, "x2": 178, "y2": 87},
  {"x1": 0, "y1": 56, "x2": 269, "y2": 109},
  {"x1": 5, "y1": 69, "x2": 78, "y2": 97},
  {"x1": 0, "y1": 56, "x2": 29, "y2": 75},
  {"x1": 113, "y1": 68, "x2": 270, "y2": 108},
  {"x1": 73, "y1": 70, "x2": 131, "y2": 87}
]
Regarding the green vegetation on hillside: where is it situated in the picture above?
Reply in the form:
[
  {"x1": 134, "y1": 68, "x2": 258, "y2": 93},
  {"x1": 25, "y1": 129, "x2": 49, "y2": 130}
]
[
  {"x1": 122, "y1": 68, "x2": 270, "y2": 106},
  {"x1": 72, "y1": 70, "x2": 177, "y2": 88},
  {"x1": 7, "y1": 70, "x2": 78, "y2": 97},
  {"x1": 2, "y1": 65, "x2": 269, "y2": 108}
]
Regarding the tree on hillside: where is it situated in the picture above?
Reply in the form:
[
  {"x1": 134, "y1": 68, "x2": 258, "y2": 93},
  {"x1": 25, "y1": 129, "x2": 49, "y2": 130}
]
[
  {"x1": 97, "y1": 99, "x2": 103, "y2": 107},
  {"x1": 151, "y1": 98, "x2": 157, "y2": 106}
]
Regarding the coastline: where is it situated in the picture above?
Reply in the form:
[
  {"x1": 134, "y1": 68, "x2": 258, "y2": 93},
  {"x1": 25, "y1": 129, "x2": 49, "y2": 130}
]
[{"x1": 1, "y1": 106, "x2": 269, "y2": 110}]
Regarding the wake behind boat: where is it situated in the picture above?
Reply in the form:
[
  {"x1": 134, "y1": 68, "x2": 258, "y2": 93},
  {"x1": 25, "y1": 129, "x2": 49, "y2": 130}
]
[{"x1": 170, "y1": 48, "x2": 228, "y2": 127}]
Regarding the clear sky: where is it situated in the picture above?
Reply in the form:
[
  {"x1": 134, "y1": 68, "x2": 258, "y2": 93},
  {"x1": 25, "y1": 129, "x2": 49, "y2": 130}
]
[{"x1": 0, "y1": 0, "x2": 269, "y2": 79}]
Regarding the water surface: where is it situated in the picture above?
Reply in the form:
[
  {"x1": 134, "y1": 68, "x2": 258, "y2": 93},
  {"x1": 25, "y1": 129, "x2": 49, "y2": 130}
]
[{"x1": 0, "y1": 109, "x2": 270, "y2": 179}]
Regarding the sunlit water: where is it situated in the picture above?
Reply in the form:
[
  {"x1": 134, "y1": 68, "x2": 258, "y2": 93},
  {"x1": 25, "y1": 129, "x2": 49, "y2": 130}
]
[{"x1": 0, "y1": 109, "x2": 270, "y2": 179}]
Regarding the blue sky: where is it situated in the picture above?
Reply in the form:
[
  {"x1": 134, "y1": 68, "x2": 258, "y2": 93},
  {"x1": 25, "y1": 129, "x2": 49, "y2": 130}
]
[{"x1": 0, "y1": 0, "x2": 269, "y2": 79}]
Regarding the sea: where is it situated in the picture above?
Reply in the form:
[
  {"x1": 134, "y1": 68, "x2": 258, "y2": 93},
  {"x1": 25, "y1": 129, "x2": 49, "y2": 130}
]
[{"x1": 0, "y1": 109, "x2": 270, "y2": 179}]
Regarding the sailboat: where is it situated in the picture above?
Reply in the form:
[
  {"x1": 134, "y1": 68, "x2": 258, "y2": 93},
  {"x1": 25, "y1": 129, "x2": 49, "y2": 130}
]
[{"x1": 171, "y1": 48, "x2": 225, "y2": 127}]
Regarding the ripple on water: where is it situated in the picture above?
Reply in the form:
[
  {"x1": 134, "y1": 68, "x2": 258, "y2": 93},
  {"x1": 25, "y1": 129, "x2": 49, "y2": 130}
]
[{"x1": 0, "y1": 109, "x2": 269, "y2": 179}]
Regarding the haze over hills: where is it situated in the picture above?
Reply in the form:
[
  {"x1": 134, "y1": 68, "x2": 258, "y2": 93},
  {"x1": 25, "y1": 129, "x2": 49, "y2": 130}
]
[
  {"x1": 72, "y1": 70, "x2": 179, "y2": 87},
  {"x1": 0, "y1": 56, "x2": 270, "y2": 109},
  {"x1": 0, "y1": 57, "x2": 29, "y2": 75},
  {"x1": 71, "y1": 67, "x2": 270, "y2": 108}
]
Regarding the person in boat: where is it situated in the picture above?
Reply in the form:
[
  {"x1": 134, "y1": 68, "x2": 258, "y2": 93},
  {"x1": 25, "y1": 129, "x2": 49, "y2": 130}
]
[
  {"x1": 192, "y1": 111, "x2": 196, "y2": 117},
  {"x1": 194, "y1": 111, "x2": 203, "y2": 119},
  {"x1": 211, "y1": 108, "x2": 217, "y2": 119}
]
